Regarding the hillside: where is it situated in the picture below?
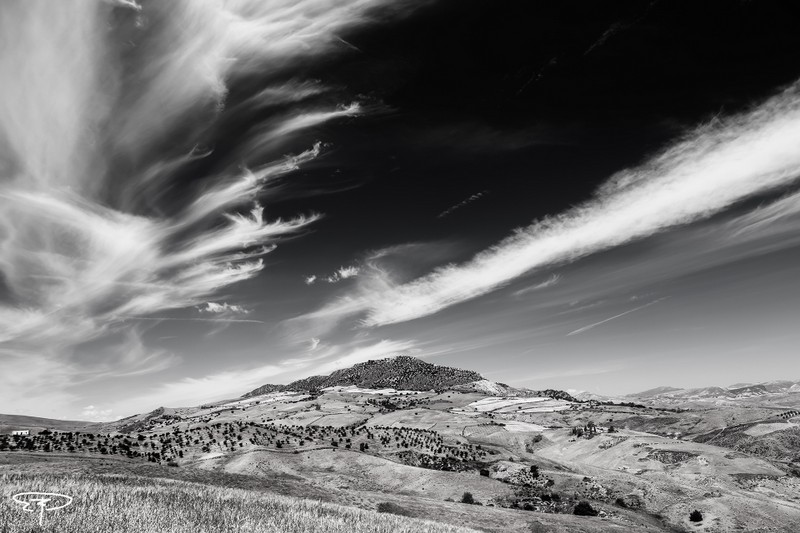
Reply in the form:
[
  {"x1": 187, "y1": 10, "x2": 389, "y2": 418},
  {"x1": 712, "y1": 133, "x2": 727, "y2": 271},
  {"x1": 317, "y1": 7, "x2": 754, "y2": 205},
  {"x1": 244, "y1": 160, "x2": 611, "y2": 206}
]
[
  {"x1": 5, "y1": 359, "x2": 800, "y2": 532},
  {"x1": 450, "y1": 381, "x2": 579, "y2": 402},
  {"x1": 241, "y1": 383, "x2": 286, "y2": 398},
  {"x1": 0, "y1": 466, "x2": 476, "y2": 533},
  {"x1": 0, "y1": 413, "x2": 98, "y2": 433},
  {"x1": 243, "y1": 356, "x2": 483, "y2": 397}
]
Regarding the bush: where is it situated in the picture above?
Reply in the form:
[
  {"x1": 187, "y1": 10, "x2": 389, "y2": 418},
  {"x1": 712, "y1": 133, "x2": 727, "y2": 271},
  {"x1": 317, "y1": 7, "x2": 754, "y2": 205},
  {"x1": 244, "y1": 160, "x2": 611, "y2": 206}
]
[
  {"x1": 573, "y1": 501, "x2": 599, "y2": 516},
  {"x1": 376, "y1": 502, "x2": 412, "y2": 516},
  {"x1": 461, "y1": 492, "x2": 475, "y2": 505},
  {"x1": 689, "y1": 510, "x2": 703, "y2": 522},
  {"x1": 529, "y1": 522, "x2": 548, "y2": 533}
]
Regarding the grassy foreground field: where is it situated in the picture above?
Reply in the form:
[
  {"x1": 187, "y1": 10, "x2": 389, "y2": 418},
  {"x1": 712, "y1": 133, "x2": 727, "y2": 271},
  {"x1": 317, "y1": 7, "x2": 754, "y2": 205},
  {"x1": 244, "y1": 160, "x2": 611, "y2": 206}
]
[{"x1": 0, "y1": 472, "x2": 477, "y2": 533}]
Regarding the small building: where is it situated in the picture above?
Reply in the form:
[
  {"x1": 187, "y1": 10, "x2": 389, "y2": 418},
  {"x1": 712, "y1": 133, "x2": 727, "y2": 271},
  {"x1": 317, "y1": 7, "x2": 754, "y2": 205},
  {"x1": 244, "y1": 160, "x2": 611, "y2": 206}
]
[{"x1": 11, "y1": 430, "x2": 30, "y2": 436}]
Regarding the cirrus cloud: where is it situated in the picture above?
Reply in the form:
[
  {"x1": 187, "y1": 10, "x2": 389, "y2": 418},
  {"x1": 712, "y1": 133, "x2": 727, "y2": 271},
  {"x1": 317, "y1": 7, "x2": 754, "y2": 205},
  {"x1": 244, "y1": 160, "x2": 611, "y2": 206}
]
[{"x1": 0, "y1": 0, "x2": 418, "y2": 417}]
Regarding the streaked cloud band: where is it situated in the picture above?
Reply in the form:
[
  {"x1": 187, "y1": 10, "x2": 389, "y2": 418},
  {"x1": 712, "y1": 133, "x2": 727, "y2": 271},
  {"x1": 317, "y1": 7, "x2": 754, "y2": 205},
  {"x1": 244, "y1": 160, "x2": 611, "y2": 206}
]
[{"x1": 310, "y1": 83, "x2": 800, "y2": 327}]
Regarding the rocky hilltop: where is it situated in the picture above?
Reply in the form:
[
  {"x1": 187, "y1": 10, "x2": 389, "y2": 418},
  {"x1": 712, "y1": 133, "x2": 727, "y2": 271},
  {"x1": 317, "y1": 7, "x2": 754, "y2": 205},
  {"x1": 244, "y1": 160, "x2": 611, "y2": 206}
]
[
  {"x1": 240, "y1": 383, "x2": 285, "y2": 397},
  {"x1": 450, "y1": 380, "x2": 578, "y2": 402},
  {"x1": 243, "y1": 355, "x2": 483, "y2": 397}
]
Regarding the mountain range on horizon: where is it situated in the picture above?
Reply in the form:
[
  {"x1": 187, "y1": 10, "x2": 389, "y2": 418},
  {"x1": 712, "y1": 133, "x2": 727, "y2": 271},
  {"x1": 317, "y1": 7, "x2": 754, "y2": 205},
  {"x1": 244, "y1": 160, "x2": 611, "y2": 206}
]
[{"x1": 627, "y1": 380, "x2": 800, "y2": 400}]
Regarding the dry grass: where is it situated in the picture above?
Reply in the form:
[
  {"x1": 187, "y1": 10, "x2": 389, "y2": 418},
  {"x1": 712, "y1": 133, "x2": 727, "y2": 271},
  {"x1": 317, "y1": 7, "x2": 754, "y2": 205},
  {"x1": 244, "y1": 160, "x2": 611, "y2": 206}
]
[{"x1": 0, "y1": 472, "x2": 477, "y2": 533}]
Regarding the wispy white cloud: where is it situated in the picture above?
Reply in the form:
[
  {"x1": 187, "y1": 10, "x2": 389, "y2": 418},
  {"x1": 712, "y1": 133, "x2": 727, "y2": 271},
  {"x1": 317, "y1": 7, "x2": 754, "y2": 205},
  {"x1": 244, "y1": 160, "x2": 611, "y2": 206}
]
[
  {"x1": 88, "y1": 328, "x2": 180, "y2": 379},
  {"x1": 0, "y1": 0, "x2": 415, "y2": 415},
  {"x1": 123, "y1": 317, "x2": 265, "y2": 324},
  {"x1": 566, "y1": 297, "x2": 667, "y2": 336},
  {"x1": 199, "y1": 302, "x2": 249, "y2": 315},
  {"x1": 300, "y1": 83, "x2": 800, "y2": 328},
  {"x1": 81, "y1": 405, "x2": 115, "y2": 422},
  {"x1": 437, "y1": 190, "x2": 488, "y2": 218},
  {"x1": 310, "y1": 339, "x2": 417, "y2": 376},
  {"x1": 512, "y1": 274, "x2": 561, "y2": 298},
  {"x1": 305, "y1": 265, "x2": 361, "y2": 285},
  {"x1": 110, "y1": 339, "x2": 416, "y2": 414},
  {"x1": 115, "y1": 363, "x2": 287, "y2": 411},
  {"x1": 326, "y1": 265, "x2": 360, "y2": 283}
]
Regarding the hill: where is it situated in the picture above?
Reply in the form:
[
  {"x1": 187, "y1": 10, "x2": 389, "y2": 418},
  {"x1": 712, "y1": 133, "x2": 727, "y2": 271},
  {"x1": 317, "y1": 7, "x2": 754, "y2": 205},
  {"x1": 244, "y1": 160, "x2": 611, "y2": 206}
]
[
  {"x1": 0, "y1": 464, "x2": 476, "y2": 533},
  {"x1": 627, "y1": 386, "x2": 683, "y2": 398},
  {"x1": 241, "y1": 383, "x2": 286, "y2": 397},
  {"x1": 5, "y1": 359, "x2": 800, "y2": 532},
  {"x1": 243, "y1": 356, "x2": 483, "y2": 397},
  {"x1": 0, "y1": 413, "x2": 98, "y2": 434},
  {"x1": 450, "y1": 380, "x2": 578, "y2": 402}
]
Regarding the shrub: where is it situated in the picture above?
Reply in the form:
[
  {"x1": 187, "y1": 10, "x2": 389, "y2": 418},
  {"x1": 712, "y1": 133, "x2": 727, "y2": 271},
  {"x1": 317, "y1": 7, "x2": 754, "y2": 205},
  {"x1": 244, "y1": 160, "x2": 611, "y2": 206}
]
[
  {"x1": 461, "y1": 492, "x2": 475, "y2": 505},
  {"x1": 529, "y1": 522, "x2": 548, "y2": 533},
  {"x1": 479, "y1": 469, "x2": 490, "y2": 477},
  {"x1": 376, "y1": 502, "x2": 412, "y2": 516},
  {"x1": 573, "y1": 501, "x2": 599, "y2": 516},
  {"x1": 689, "y1": 510, "x2": 703, "y2": 522}
]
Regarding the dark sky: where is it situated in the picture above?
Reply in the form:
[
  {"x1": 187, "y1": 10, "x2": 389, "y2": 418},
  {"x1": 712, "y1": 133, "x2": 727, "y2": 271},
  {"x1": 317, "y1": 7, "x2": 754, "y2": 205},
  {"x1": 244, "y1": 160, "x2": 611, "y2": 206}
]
[{"x1": 3, "y1": 0, "x2": 800, "y2": 419}]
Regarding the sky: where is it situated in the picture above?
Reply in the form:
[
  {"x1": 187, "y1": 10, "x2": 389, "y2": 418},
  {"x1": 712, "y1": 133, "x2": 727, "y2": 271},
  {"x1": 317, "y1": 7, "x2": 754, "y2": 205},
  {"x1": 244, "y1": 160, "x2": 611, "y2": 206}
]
[{"x1": 3, "y1": 0, "x2": 800, "y2": 420}]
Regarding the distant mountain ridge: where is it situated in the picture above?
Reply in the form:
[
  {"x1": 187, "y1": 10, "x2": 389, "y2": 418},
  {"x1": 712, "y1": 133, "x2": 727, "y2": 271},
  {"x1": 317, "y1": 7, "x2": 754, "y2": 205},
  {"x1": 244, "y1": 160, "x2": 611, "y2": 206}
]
[
  {"x1": 628, "y1": 379, "x2": 800, "y2": 400},
  {"x1": 243, "y1": 356, "x2": 483, "y2": 397}
]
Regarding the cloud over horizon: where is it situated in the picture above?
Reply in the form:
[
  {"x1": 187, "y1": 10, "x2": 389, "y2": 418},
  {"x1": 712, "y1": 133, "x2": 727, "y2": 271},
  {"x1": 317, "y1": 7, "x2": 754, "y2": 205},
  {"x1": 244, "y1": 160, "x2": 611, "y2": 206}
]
[
  {"x1": 0, "y1": 0, "x2": 415, "y2": 418},
  {"x1": 107, "y1": 338, "x2": 418, "y2": 416}
]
